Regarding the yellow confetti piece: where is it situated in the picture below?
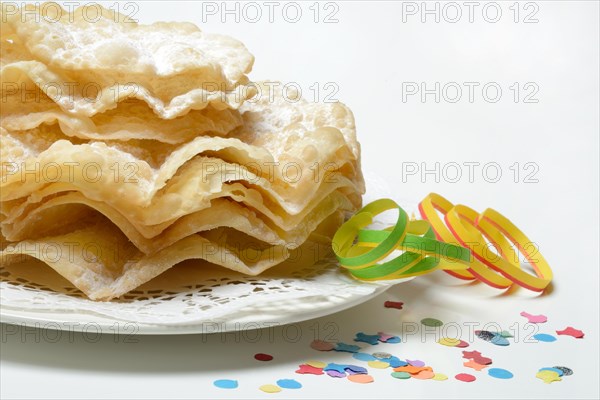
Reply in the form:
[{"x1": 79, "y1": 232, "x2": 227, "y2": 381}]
[
  {"x1": 536, "y1": 370, "x2": 562, "y2": 384},
  {"x1": 433, "y1": 373, "x2": 448, "y2": 381},
  {"x1": 259, "y1": 384, "x2": 282, "y2": 393},
  {"x1": 368, "y1": 360, "x2": 390, "y2": 369},
  {"x1": 438, "y1": 337, "x2": 461, "y2": 347},
  {"x1": 305, "y1": 360, "x2": 327, "y2": 369}
]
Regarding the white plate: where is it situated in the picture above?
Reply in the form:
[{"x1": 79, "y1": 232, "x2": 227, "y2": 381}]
[{"x1": 0, "y1": 258, "x2": 411, "y2": 335}]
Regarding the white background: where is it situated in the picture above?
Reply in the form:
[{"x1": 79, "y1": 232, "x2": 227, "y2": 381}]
[{"x1": 1, "y1": 1, "x2": 599, "y2": 399}]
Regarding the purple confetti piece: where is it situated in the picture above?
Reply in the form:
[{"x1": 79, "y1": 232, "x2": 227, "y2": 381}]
[
  {"x1": 326, "y1": 370, "x2": 346, "y2": 378},
  {"x1": 407, "y1": 359, "x2": 426, "y2": 367}
]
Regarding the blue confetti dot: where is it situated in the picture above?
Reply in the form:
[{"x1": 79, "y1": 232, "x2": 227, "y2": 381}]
[
  {"x1": 533, "y1": 333, "x2": 557, "y2": 342},
  {"x1": 276, "y1": 379, "x2": 302, "y2": 389},
  {"x1": 488, "y1": 368, "x2": 514, "y2": 379},
  {"x1": 214, "y1": 379, "x2": 238, "y2": 389},
  {"x1": 353, "y1": 352, "x2": 377, "y2": 362},
  {"x1": 539, "y1": 367, "x2": 564, "y2": 376}
]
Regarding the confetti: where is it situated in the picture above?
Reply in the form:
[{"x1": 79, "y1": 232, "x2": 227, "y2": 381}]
[
  {"x1": 413, "y1": 370, "x2": 435, "y2": 380},
  {"x1": 463, "y1": 359, "x2": 487, "y2": 371},
  {"x1": 305, "y1": 360, "x2": 327, "y2": 369},
  {"x1": 259, "y1": 384, "x2": 282, "y2": 393},
  {"x1": 391, "y1": 371, "x2": 411, "y2": 379},
  {"x1": 536, "y1": 369, "x2": 562, "y2": 384},
  {"x1": 456, "y1": 340, "x2": 470, "y2": 348},
  {"x1": 335, "y1": 343, "x2": 361, "y2": 353},
  {"x1": 421, "y1": 318, "x2": 443, "y2": 327},
  {"x1": 254, "y1": 353, "x2": 273, "y2": 361},
  {"x1": 372, "y1": 352, "x2": 392, "y2": 359},
  {"x1": 348, "y1": 374, "x2": 374, "y2": 384},
  {"x1": 394, "y1": 365, "x2": 432, "y2": 374},
  {"x1": 354, "y1": 332, "x2": 380, "y2": 345},
  {"x1": 438, "y1": 337, "x2": 461, "y2": 347},
  {"x1": 326, "y1": 370, "x2": 346, "y2": 378},
  {"x1": 377, "y1": 332, "x2": 395, "y2": 342},
  {"x1": 324, "y1": 363, "x2": 348, "y2": 374},
  {"x1": 533, "y1": 333, "x2": 557, "y2": 342},
  {"x1": 520, "y1": 311, "x2": 547, "y2": 324},
  {"x1": 379, "y1": 333, "x2": 401, "y2": 343},
  {"x1": 383, "y1": 356, "x2": 407, "y2": 368},
  {"x1": 213, "y1": 379, "x2": 238, "y2": 389},
  {"x1": 556, "y1": 327, "x2": 585, "y2": 338},
  {"x1": 345, "y1": 365, "x2": 368, "y2": 374},
  {"x1": 276, "y1": 379, "x2": 302, "y2": 389},
  {"x1": 432, "y1": 373, "x2": 448, "y2": 381},
  {"x1": 539, "y1": 367, "x2": 564, "y2": 377},
  {"x1": 499, "y1": 330, "x2": 514, "y2": 338},
  {"x1": 295, "y1": 364, "x2": 324, "y2": 375},
  {"x1": 353, "y1": 353, "x2": 377, "y2": 362},
  {"x1": 475, "y1": 330, "x2": 496, "y2": 342},
  {"x1": 455, "y1": 373, "x2": 476, "y2": 382},
  {"x1": 384, "y1": 301, "x2": 404, "y2": 309},
  {"x1": 552, "y1": 366, "x2": 573, "y2": 376},
  {"x1": 490, "y1": 334, "x2": 510, "y2": 346},
  {"x1": 407, "y1": 359, "x2": 425, "y2": 367},
  {"x1": 462, "y1": 350, "x2": 492, "y2": 365},
  {"x1": 310, "y1": 340, "x2": 335, "y2": 351},
  {"x1": 488, "y1": 368, "x2": 514, "y2": 379},
  {"x1": 367, "y1": 360, "x2": 390, "y2": 369}
]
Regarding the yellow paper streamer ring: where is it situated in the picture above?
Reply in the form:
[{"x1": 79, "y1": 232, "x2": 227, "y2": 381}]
[
  {"x1": 418, "y1": 194, "x2": 478, "y2": 281},
  {"x1": 333, "y1": 193, "x2": 553, "y2": 292},
  {"x1": 477, "y1": 208, "x2": 553, "y2": 291}
]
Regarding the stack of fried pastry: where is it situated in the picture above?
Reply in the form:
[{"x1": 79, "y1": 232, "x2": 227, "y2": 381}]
[{"x1": 0, "y1": 3, "x2": 364, "y2": 300}]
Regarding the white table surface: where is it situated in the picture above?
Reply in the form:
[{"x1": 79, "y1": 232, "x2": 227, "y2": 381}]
[{"x1": 1, "y1": 1, "x2": 598, "y2": 399}]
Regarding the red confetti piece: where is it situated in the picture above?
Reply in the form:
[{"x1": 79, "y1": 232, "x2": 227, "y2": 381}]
[
  {"x1": 295, "y1": 364, "x2": 324, "y2": 375},
  {"x1": 384, "y1": 301, "x2": 403, "y2": 310},
  {"x1": 254, "y1": 353, "x2": 273, "y2": 361},
  {"x1": 455, "y1": 373, "x2": 476, "y2": 382},
  {"x1": 556, "y1": 326, "x2": 585, "y2": 338},
  {"x1": 456, "y1": 340, "x2": 470, "y2": 348},
  {"x1": 462, "y1": 350, "x2": 481, "y2": 359},
  {"x1": 462, "y1": 350, "x2": 492, "y2": 365}
]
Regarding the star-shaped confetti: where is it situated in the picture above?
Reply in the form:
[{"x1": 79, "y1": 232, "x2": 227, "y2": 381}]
[
  {"x1": 462, "y1": 350, "x2": 492, "y2": 365},
  {"x1": 295, "y1": 364, "x2": 324, "y2": 375},
  {"x1": 536, "y1": 369, "x2": 562, "y2": 384},
  {"x1": 354, "y1": 332, "x2": 380, "y2": 345},
  {"x1": 464, "y1": 359, "x2": 488, "y2": 371}
]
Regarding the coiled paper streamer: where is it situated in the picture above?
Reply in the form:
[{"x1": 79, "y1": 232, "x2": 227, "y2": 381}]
[{"x1": 333, "y1": 194, "x2": 553, "y2": 292}]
